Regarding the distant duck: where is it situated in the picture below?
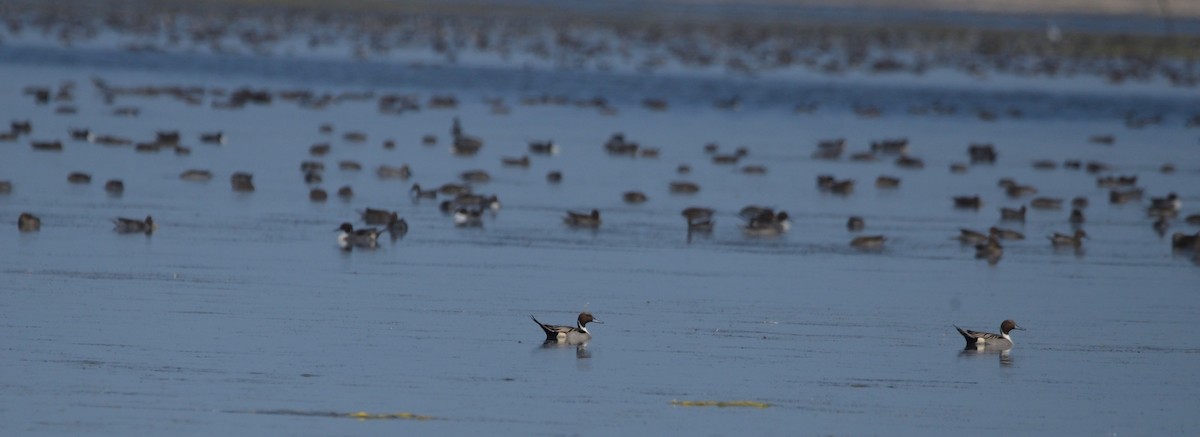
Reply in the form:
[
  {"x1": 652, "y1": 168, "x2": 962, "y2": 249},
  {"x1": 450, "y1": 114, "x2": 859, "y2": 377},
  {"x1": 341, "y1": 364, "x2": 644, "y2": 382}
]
[
  {"x1": 199, "y1": 131, "x2": 226, "y2": 144},
  {"x1": 1000, "y1": 206, "x2": 1026, "y2": 222},
  {"x1": 105, "y1": 179, "x2": 124, "y2": 194},
  {"x1": 623, "y1": 191, "x2": 648, "y2": 204},
  {"x1": 67, "y1": 172, "x2": 92, "y2": 184},
  {"x1": 179, "y1": 169, "x2": 213, "y2": 182},
  {"x1": 501, "y1": 155, "x2": 531, "y2": 167},
  {"x1": 681, "y1": 207, "x2": 714, "y2": 223},
  {"x1": 953, "y1": 195, "x2": 982, "y2": 209},
  {"x1": 377, "y1": 164, "x2": 412, "y2": 180},
  {"x1": 847, "y1": 216, "x2": 865, "y2": 231},
  {"x1": 1069, "y1": 209, "x2": 1086, "y2": 224},
  {"x1": 359, "y1": 207, "x2": 396, "y2": 225},
  {"x1": 669, "y1": 181, "x2": 700, "y2": 194},
  {"x1": 1109, "y1": 188, "x2": 1143, "y2": 204},
  {"x1": 336, "y1": 222, "x2": 384, "y2": 248},
  {"x1": 1049, "y1": 230, "x2": 1088, "y2": 247},
  {"x1": 546, "y1": 171, "x2": 563, "y2": 183},
  {"x1": 309, "y1": 188, "x2": 327, "y2": 202},
  {"x1": 459, "y1": 169, "x2": 490, "y2": 183},
  {"x1": 989, "y1": 227, "x2": 1024, "y2": 240},
  {"x1": 956, "y1": 228, "x2": 992, "y2": 244},
  {"x1": 454, "y1": 208, "x2": 484, "y2": 227},
  {"x1": 231, "y1": 172, "x2": 254, "y2": 192},
  {"x1": 409, "y1": 183, "x2": 437, "y2": 199},
  {"x1": 18, "y1": 212, "x2": 40, "y2": 232},
  {"x1": 1153, "y1": 216, "x2": 1169, "y2": 236},
  {"x1": 438, "y1": 183, "x2": 472, "y2": 196},
  {"x1": 974, "y1": 236, "x2": 1003, "y2": 261},
  {"x1": 954, "y1": 320, "x2": 1023, "y2": 349},
  {"x1": 337, "y1": 186, "x2": 354, "y2": 199},
  {"x1": 530, "y1": 312, "x2": 601, "y2": 344},
  {"x1": 875, "y1": 175, "x2": 900, "y2": 188},
  {"x1": 564, "y1": 209, "x2": 601, "y2": 228},
  {"x1": 1005, "y1": 184, "x2": 1037, "y2": 198},
  {"x1": 1172, "y1": 232, "x2": 1199, "y2": 250},
  {"x1": 742, "y1": 211, "x2": 790, "y2": 236},
  {"x1": 1030, "y1": 197, "x2": 1063, "y2": 210},
  {"x1": 850, "y1": 235, "x2": 886, "y2": 249},
  {"x1": 384, "y1": 215, "x2": 408, "y2": 238},
  {"x1": 528, "y1": 140, "x2": 559, "y2": 155},
  {"x1": 1148, "y1": 192, "x2": 1181, "y2": 216},
  {"x1": 113, "y1": 215, "x2": 156, "y2": 234}
]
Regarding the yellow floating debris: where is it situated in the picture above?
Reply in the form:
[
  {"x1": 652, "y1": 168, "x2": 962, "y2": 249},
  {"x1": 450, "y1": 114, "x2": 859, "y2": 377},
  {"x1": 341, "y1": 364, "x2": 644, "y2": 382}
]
[
  {"x1": 348, "y1": 411, "x2": 435, "y2": 420},
  {"x1": 670, "y1": 400, "x2": 770, "y2": 408}
]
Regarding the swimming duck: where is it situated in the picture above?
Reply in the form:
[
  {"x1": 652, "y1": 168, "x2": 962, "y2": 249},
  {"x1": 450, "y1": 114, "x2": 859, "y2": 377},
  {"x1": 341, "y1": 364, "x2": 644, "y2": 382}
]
[
  {"x1": 410, "y1": 183, "x2": 437, "y2": 199},
  {"x1": 623, "y1": 191, "x2": 648, "y2": 204},
  {"x1": 989, "y1": 227, "x2": 1024, "y2": 240},
  {"x1": 682, "y1": 207, "x2": 714, "y2": 222},
  {"x1": 1172, "y1": 232, "x2": 1199, "y2": 250},
  {"x1": 528, "y1": 140, "x2": 558, "y2": 155},
  {"x1": 336, "y1": 222, "x2": 384, "y2": 248},
  {"x1": 1000, "y1": 206, "x2": 1026, "y2": 221},
  {"x1": 309, "y1": 188, "x2": 328, "y2": 202},
  {"x1": 850, "y1": 235, "x2": 886, "y2": 249},
  {"x1": 953, "y1": 196, "x2": 982, "y2": 209},
  {"x1": 386, "y1": 214, "x2": 409, "y2": 237},
  {"x1": 669, "y1": 181, "x2": 700, "y2": 194},
  {"x1": 530, "y1": 312, "x2": 601, "y2": 344},
  {"x1": 1148, "y1": 193, "x2": 1181, "y2": 216},
  {"x1": 199, "y1": 131, "x2": 226, "y2": 144},
  {"x1": 18, "y1": 212, "x2": 40, "y2": 232},
  {"x1": 377, "y1": 165, "x2": 412, "y2": 180},
  {"x1": 454, "y1": 208, "x2": 484, "y2": 227},
  {"x1": 564, "y1": 209, "x2": 601, "y2": 228},
  {"x1": 955, "y1": 228, "x2": 992, "y2": 244},
  {"x1": 113, "y1": 216, "x2": 156, "y2": 234},
  {"x1": 459, "y1": 170, "x2": 490, "y2": 183},
  {"x1": 231, "y1": 172, "x2": 254, "y2": 192},
  {"x1": 501, "y1": 155, "x2": 531, "y2": 167},
  {"x1": 974, "y1": 236, "x2": 1003, "y2": 261},
  {"x1": 1030, "y1": 197, "x2": 1063, "y2": 210},
  {"x1": 105, "y1": 179, "x2": 124, "y2": 194},
  {"x1": 954, "y1": 320, "x2": 1023, "y2": 349},
  {"x1": 847, "y1": 216, "x2": 865, "y2": 231},
  {"x1": 1049, "y1": 230, "x2": 1088, "y2": 247},
  {"x1": 546, "y1": 171, "x2": 563, "y2": 183},
  {"x1": 875, "y1": 175, "x2": 900, "y2": 188},
  {"x1": 742, "y1": 211, "x2": 790, "y2": 236}
]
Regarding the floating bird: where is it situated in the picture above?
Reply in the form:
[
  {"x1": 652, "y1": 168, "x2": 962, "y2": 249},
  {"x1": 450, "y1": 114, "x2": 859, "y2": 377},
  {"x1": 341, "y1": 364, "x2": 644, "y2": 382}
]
[
  {"x1": 18, "y1": 212, "x2": 40, "y2": 232},
  {"x1": 336, "y1": 222, "x2": 384, "y2": 248},
  {"x1": 1049, "y1": 230, "x2": 1088, "y2": 247},
  {"x1": 954, "y1": 320, "x2": 1023, "y2": 349},
  {"x1": 564, "y1": 209, "x2": 601, "y2": 228},
  {"x1": 530, "y1": 312, "x2": 601, "y2": 344},
  {"x1": 113, "y1": 216, "x2": 156, "y2": 234}
]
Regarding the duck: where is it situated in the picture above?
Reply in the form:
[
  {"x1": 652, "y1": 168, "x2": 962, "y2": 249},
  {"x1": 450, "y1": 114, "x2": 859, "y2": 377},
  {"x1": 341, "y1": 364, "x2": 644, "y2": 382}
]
[
  {"x1": 18, "y1": 212, "x2": 41, "y2": 232},
  {"x1": 623, "y1": 191, "x2": 648, "y2": 204},
  {"x1": 105, "y1": 179, "x2": 124, "y2": 194},
  {"x1": 454, "y1": 208, "x2": 484, "y2": 227},
  {"x1": 1030, "y1": 197, "x2": 1063, "y2": 210},
  {"x1": 1069, "y1": 209, "x2": 1086, "y2": 224},
  {"x1": 850, "y1": 235, "x2": 886, "y2": 249},
  {"x1": 359, "y1": 207, "x2": 396, "y2": 225},
  {"x1": 546, "y1": 171, "x2": 563, "y2": 183},
  {"x1": 1148, "y1": 192, "x2": 1181, "y2": 216},
  {"x1": 528, "y1": 140, "x2": 558, "y2": 155},
  {"x1": 113, "y1": 216, "x2": 156, "y2": 234},
  {"x1": 955, "y1": 228, "x2": 992, "y2": 244},
  {"x1": 1000, "y1": 206, "x2": 1026, "y2": 222},
  {"x1": 954, "y1": 320, "x2": 1023, "y2": 349},
  {"x1": 199, "y1": 131, "x2": 226, "y2": 144},
  {"x1": 530, "y1": 312, "x2": 601, "y2": 344},
  {"x1": 953, "y1": 196, "x2": 982, "y2": 209},
  {"x1": 378, "y1": 165, "x2": 412, "y2": 180},
  {"x1": 386, "y1": 214, "x2": 409, "y2": 237},
  {"x1": 989, "y1": 227, "x2": 1024, "y2": 240},
  {"x1": 875, "y1": 175, "x2": 900, "y2": 188},
  {"x1": 974, "y1": 236, "x2": 1003, "y2": 260},
  {"x1": 1172, "y1": 232, "x2": 1199, "y2": 250},
  {"x1": 1049, "y1": 230, "x2": 1088, "y2": 247},
  {"x1": 409, "y1": 183, "x2": 437, "y2": 199},
  {"x1": 336, "y1": 222, "x2": 384, "y2": 248},
  {"x1": 309, "y1": 188, "x2": 328, "y2": 202},
  {"x1": 847, "y1": 216, "x2": 865, "y2": 231},
  {"x1": 564, "y1": 209, "x2": 601, "y2": 228},
  {"x1": 231, "y1": 172, "x2": 254, "y2": 192},
  {"x1": 453, "y1": 194, "x2": 501, "y2": 211},
  {"x1": 682, "y1": 207, "x2": 714, "y2": 223},
  {"x1": 742, "y1": 211, "x2": 790, "y2": 236}
]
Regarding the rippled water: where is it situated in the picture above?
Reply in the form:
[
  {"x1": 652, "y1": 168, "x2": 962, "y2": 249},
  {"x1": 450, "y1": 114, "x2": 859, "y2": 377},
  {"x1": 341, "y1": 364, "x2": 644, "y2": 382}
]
[{"x1": 2, "y1": 21, "x2": 1200, "y2": 435}]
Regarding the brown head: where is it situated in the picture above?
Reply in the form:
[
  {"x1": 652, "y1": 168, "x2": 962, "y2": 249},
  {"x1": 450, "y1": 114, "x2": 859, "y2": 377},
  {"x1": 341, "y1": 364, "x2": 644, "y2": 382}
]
[
  {"x1": 590, "y1": 210, "x2": 601, "y2": 220},
  {"x1": 1000, "y1": 320, "x2": 1023, "y2": 334},
  {"x1": 578, "y1": 312, "x2": 602, "y2": 327}
]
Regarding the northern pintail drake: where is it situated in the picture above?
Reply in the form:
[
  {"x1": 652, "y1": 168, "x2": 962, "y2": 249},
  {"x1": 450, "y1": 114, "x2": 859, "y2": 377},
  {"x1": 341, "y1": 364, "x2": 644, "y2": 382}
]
[
  {"x1": 530, "y1": 312, "x2": 601, "y2": 344},
  {"x1": 955, "y1": 320, "x2": 1023, "y2": 349},
  {"x1": 1148, "y1": 192, "x2": 1181, "y2": 216},
  {"x1": 564, "y1": 209, "x2": 601, "y2": 228},
  {"x1": 114, "y1": 216, "x2": 156, "y2": 234},
  {"x1": 528, "y1": 140, "x2": 558, "y2": 155},
  {"x1": 453, "y1": 193, "x2": 501, "y2": 211},
  {"x1": 336, "y1": 222, "x2": 384, "y2": 248},
  {"x1": 742, "y1": 211, "x2": 790, "y2": 236},
  {"x1": 454, "y1": 208, "x2": 484, "y2": 227},
  {"x1": 850, "y1": 235, "x2": 886, "y2": 249},
  {"x1": 199, "y1": 131, "x2": 226, "y2": 144},
  {"x1": 1049, "y1": 230, "x2": 1088, "y2": 247},
  {"x1": 18, "y1": 212, "x2": 41, "y2": 232},
  {"x1": 409, "y1": 183, "x2": 437, "y2": 199},
  {"x1": 875, "y1": 175, "x2": 900, "y2": 188}
]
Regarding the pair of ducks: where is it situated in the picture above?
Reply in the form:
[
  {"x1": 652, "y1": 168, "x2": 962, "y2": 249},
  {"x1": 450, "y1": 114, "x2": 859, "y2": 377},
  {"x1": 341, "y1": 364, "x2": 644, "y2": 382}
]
[
  {"x1": 18, "y1": 214, "x2": 155, "y2": 234},
  {"x1": 532, "y1": 312, "x2": 1023, "y2": 351}
]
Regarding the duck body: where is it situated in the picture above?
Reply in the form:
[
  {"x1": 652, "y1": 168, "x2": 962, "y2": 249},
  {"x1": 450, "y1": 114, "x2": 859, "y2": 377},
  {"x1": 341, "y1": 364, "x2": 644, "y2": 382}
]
[
  {"x1": 955, "y1": 320, "x2": 1023, "y2": 349},
  {"x1": 531, "y1": 312, "x2": 601, "y2": 344}
]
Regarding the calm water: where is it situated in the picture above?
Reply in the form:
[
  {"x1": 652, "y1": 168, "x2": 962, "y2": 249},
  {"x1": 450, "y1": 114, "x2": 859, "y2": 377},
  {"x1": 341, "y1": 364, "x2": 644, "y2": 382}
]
[{"x1": 2, "y1": 15, "x2": 1200, "y2": 436}]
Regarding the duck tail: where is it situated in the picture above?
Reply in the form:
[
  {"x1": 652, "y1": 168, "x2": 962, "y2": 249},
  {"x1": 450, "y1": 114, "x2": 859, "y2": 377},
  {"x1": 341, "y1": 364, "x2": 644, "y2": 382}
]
[
  {"x1": 530, "y1": 315, "x2": 550, "y2": 333},
  {"x1": 954, "y1": 325, "x2": 971, "y2": 340}
]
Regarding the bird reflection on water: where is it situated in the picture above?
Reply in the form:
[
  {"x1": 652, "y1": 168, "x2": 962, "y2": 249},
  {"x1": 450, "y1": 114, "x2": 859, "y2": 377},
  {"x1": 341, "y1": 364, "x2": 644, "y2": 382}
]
[
  {"x1": 958, "y1": 348, "x2": 1013, "y2": 367},
  {"x1": 538, "y1": 341, "x2": 591, "y2": 360}
]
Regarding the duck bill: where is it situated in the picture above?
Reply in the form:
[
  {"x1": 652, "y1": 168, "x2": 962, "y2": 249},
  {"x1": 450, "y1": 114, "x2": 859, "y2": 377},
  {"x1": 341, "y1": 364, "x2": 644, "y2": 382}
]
[{"x1": 590, "y1": 319, "x2": 604, "y2": 324}]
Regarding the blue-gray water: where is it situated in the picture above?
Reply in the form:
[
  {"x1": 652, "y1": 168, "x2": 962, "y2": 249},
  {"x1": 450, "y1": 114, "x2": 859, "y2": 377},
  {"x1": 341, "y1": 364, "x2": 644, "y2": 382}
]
[{"x1": 2, "y1": 14, "x2": 1200, "y2": 436}]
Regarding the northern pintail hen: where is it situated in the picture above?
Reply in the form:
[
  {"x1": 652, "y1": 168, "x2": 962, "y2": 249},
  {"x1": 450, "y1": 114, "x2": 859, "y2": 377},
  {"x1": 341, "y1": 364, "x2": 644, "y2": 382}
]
[
  {"x1": 18, "y1": 212, "x2": 41, "y2": 232},
  {"x1": 955, "y1": 320, "x2": 1024, "y2": 349},
  {"x1": 530, "y1": 312, "x2": 602, "y2": 344},
  {"x1": 1049, "y1": 230, "x2": 1088, "y2": 247},
  {"x1": 336, "y1": 222, "x2": 385, "y2": 248},
  {"x1": 850, "y1": 235, "x2": 886, "y2": 249},
  {"x1": 564, "y1": 209, "x2": 601, "y2": 228},
  {"x1": 114, "y1": 216, "x2": 156, "y2": 234}
]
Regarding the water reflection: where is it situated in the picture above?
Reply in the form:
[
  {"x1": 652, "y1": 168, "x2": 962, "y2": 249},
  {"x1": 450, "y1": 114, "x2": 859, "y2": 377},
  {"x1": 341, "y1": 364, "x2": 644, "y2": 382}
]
[
  {"x1": 958, "y1": 348, "x2": 1013, "y2": 367},
  {"x1": 539, "y1": 340, "x2": 592, "y2": 360}
]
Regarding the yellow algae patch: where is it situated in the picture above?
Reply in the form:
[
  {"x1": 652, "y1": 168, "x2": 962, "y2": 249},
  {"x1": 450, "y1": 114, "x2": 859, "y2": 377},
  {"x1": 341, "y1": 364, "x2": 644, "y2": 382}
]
[{"x1": 670, "y1": 400, "x2": 770, "y2": 408}]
